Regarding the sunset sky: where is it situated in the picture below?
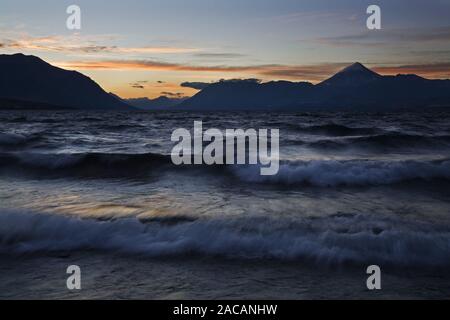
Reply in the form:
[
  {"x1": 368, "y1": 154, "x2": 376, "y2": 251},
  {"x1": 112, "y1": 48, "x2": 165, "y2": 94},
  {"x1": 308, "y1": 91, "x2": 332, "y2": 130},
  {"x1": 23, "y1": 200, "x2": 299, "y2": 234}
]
[{"x1": 1, "y1": 0, "x2": 450, "y2": 98}]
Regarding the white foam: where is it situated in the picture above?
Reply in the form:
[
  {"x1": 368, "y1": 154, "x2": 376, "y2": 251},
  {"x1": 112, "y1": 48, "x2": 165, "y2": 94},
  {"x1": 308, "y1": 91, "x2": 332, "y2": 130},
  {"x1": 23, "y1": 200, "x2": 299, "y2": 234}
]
[
  {"x1": 1, "y1": 209, "x2": 449, "y2": 267},
  {"x1": 232, "y1": 159, "x2": 450, "y2": 186}
]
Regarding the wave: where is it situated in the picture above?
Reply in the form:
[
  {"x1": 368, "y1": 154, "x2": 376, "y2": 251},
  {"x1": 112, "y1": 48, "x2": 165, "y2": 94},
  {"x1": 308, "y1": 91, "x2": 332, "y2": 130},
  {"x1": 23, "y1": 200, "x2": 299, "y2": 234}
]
[
  {"x1": 307, "y1": 133, "x2": 450, "y2": 151},
  {"x1": 231, "y1": 159, "x2": 450, "y2": 186},
  {"x1": 1, "y1": 209, "x2": 449, "y2": 267},
  {"x1": 0, "y1": 133, "x2": 43, "y2": 148},
  {"x1": 294, "y1": 123, "x2": 380, "y2": 136},
  {"x1": 351, "y1": 133, "x2": 450, "y2": 148},
  {"x1": 1, "y1": 152, "x2": 450, "y2": 186},
  {"x1": 0, "y1": 152, "x2": 171, "y2": 178}
]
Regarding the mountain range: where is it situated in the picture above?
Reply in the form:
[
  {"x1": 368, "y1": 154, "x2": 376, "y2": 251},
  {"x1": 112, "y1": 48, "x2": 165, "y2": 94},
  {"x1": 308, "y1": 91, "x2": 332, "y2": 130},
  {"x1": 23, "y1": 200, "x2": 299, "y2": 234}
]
[
  {"x1": 1, "y1": 53, "x2": 450, "y2": 111},
  {"x1": 180, "y1": 63, "x2": 450, "y2": 111},
  {"x1": 124, "y1": 96, "x2": 187, "y2": 110},
  {"x1": 0, "y1": 53, "x2": 132, "y2": 110}
]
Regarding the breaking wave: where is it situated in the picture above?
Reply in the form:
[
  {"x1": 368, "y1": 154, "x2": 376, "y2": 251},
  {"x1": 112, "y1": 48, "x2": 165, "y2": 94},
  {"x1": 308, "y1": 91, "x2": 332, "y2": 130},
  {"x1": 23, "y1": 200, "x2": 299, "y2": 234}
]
[
  {"x1": 0, "y1": 209, "x2": 449, "y2": 268},
  {"x1": 307, "y1": 133, "x2": 450, "y2": 151},
  {"x1": 232, "y1": 159, "x2": 450, "y2": 186},
  {"x1": 1, "y1": 152, "x2": 450, "y2": 186},
  {"x1": 0, "y1": 152, "x2": 171, "y2": 178}
]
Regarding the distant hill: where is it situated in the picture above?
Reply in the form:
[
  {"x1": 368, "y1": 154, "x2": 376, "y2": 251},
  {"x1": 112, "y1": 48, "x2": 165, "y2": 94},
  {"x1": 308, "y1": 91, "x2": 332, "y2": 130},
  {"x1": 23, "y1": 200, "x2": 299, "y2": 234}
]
[
  {"x1": 0, "y1": 53, "x2": 133, "y2": 110},
  {"x1": 124, "y1": 96, "x2": 187, "y2": 110},
  {"x1": 180, "y1": 63, "x2": 450, "y2": 111}
]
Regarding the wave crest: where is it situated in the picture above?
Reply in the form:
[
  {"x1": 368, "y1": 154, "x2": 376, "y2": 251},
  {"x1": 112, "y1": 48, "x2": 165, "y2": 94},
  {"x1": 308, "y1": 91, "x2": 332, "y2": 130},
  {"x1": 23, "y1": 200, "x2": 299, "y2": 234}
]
[
  {"x1": 0, "y1": 210, "x2": 449, "y2": 267},
  {"x1": 232, "y1": 159, "x2": 450, "y2": 186},
  {"x1": 0, "y1": 152, "x2": 170, "y2": 177}
]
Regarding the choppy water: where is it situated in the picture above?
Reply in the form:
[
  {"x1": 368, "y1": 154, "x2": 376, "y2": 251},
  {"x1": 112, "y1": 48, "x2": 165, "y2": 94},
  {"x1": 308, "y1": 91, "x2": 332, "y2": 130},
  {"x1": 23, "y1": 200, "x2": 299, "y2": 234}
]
[{"x1": 1, "y1": 110, "x2": 450, "y2": 299}]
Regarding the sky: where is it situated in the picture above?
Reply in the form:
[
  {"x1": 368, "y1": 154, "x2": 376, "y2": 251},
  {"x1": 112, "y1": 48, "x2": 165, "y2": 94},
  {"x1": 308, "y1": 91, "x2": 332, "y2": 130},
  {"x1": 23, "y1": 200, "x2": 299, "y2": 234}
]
[{"x1": 1, "y1": 0, "x2": 450, "y2": 98}]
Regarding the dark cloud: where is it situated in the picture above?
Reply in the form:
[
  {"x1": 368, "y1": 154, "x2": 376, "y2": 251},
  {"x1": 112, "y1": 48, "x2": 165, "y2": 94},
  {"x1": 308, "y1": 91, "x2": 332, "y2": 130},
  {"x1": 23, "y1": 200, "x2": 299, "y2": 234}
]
[
  {"x1": 180, "y1": 81, "x2": 214, "y2": 90},
  {"x1": 129, "y1": 80, "x2": 149, "y2": 89},
  {"x1": 218, "y1": 78, "x2": 262, "y2": 83},
  {"x1": 130, "y1": 82, "x2": 145, "y2": 89}
]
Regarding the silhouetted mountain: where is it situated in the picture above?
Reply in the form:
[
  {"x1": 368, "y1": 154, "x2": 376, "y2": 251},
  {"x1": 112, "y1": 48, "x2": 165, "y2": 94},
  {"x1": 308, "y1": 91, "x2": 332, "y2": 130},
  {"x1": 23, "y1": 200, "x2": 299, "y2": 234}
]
[
  {"x1": 180, "y1": 79, "x2": 314, "y2": 111},
  {"x1": 319, "y1": 62, "x2": 382, "y2": 87},
  {"x1": 180, "y1": 64, "x2": 450, "y2": 111},
  {"x1": 3, "y1": 54, "x2": 449, "y2": 112},
  {"x1": 125, "y1": 96, "x2": 187, "y2": 110},
  {"x1": 0, "y1": 53, "x2": 133, "y2": 110}
]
